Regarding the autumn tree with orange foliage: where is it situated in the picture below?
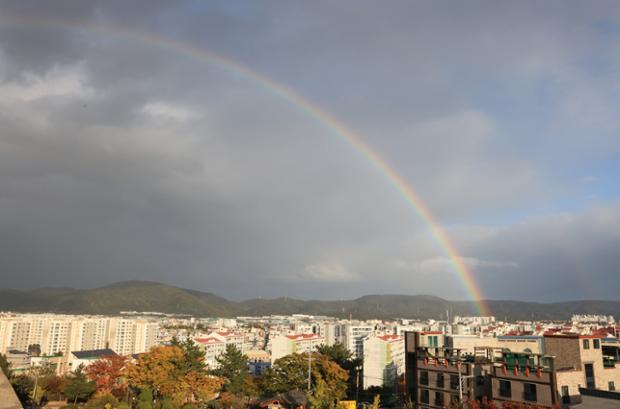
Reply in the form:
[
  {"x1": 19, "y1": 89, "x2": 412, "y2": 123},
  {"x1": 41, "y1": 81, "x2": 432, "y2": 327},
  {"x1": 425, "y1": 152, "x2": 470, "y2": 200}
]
[
  {"x1": 85, "y1": 354, "x2": 128, "y2": 398},
  {"x1": 127, "y1": 345, "x2": 223, "y2": 406}
]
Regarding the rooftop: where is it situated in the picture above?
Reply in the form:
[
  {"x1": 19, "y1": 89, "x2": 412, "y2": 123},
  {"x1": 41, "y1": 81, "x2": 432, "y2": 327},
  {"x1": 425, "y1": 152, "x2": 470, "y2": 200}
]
[{"x1": 71, "y1": 348, "x2": 117, "y2": 359}]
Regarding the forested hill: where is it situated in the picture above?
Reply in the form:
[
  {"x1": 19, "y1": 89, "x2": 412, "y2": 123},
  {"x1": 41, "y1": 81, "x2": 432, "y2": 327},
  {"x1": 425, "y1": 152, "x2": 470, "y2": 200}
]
[{"x1": 1, "y1": 281, "x2": 618, "y2": 321}]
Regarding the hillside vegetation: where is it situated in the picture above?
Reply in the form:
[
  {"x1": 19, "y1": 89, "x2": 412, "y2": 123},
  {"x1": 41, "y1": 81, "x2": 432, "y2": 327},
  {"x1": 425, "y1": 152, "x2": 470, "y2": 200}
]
[{"x1": 1, "y1": 280, "x2": 618, "y2": 321}]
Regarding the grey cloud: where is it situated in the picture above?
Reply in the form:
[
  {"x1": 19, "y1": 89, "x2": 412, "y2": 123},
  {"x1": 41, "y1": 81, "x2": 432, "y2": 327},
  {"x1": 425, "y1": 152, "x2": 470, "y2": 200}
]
[{"x1": 1, "y1": 1, "x2": 619, "y2": 301}]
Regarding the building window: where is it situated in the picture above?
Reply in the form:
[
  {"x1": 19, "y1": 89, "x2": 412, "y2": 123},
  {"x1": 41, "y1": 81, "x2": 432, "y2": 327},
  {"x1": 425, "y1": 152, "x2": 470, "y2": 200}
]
[
  {"x1": 435, "y1": 391, "x2": 444, "y2": 406},
  {"x1": 583, "y1": 339, "x2": 590, "y2": 349},
  {"x1": 524, "y1": 383, "x2": 537, "y2": 402},
  {"x1": 561, "y1": 386, "x2": 570, "y2": 404},
  {"x1": 450, "y1": 375, "x2": 459, "y2": 390},
  {"x1": 420, "y1": 371, "x2": 429, "y2": 386},
  {"x1": 499, "y1": 380, "x2": 512, "y2": 398},
  {"x1": 437, "y1": 372, "x2": 445, "y2": 388},
  {"x1": 420, "y1": 389, "x2": 429, "y2": 404},
  {"x1": 609, "y1": 381, "x2": 616, "y2": 391},
  {"x1": 593, "y1": 339, "x2": 600, "y2": 349}
]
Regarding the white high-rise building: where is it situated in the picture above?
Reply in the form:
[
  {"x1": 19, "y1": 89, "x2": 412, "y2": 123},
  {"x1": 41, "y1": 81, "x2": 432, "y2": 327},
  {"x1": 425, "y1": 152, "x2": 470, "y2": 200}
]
[
  {"x1": 0, "y1": 314, "x2": 159, "y2": 357},
  {"x1": 363, "y1": 334, "x2": 405, "y2": 389},
  {"x1": 343, "y1": 323, "x2": 374, "y2": 359},
  {"x1": 70, "y1": 317, "x2": 110, "y2": 351},
  {"x1": 134, "y1": 321, "x2": 159, "y2": 354}
]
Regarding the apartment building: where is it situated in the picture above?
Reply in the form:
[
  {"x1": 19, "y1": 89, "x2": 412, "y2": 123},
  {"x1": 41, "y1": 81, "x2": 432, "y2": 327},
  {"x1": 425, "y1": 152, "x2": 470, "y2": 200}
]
[
  {"x1": 0, "y1": 314, "x2": 159, "y2": 357},
  {"x1": 270, "y1": 333, "x2": 324, "y2": 363},
  {"x1": 195, "y1": 336, "x2": 226, "y2": 368},
  {"x1": 342, "y1": 323, "x2": 374, "y2": 359},
  {"x1": 318, "y1": 322, "x2": 342, "y2": 346},
  {"x1": 69, "y1": 317, "x2": 109, "y2": 351},
  {"x1": 133, "y1": 320, "x2": 159, "y2": 354},
  {"x1": 363, "y1": 334, "x2": 405, "y2": 389},
  {"x1": 405, "y1": 331, "x2": 559, "y2": 408},
  {"x1": 194, "y1": 331, "x2": 248, "y2": 368},
  {"x1": 544, "y1": 334, "x2": 620, "y2": 406},
  {"x1": 0, "y1": 319, "x2": 32, "y2": 353}
]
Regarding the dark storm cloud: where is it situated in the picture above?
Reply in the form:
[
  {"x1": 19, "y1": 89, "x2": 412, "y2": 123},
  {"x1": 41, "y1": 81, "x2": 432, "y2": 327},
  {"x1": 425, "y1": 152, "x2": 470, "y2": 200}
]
[{"x1": 1, "y1": 1, "x2": 620, "y2": 301}]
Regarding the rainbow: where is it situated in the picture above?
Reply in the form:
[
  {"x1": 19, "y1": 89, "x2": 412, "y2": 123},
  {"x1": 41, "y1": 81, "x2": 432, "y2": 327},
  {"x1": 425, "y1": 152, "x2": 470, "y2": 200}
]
[{"x1": 0, "y1": 13, "x2": 490, "y2": 316}]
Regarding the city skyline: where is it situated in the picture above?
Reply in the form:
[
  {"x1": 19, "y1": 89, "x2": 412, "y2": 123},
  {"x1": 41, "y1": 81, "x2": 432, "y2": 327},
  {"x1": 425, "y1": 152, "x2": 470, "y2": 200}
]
[{"x1": 1, "y1": 2, "x2": 620, "y2": 301}]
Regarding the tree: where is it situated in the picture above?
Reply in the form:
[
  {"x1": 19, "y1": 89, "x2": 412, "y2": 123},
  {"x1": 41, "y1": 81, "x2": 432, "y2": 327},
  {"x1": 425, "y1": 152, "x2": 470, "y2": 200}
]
[
  {"x1": 262, "y1": 353, "x2": 309, "y2": 394},
  {"x1": 219, "y1": 392, "x2": 246, "y2": 409},
  {"x1": 371, "y1": 395, "x2": 380, "y2": 409},
  {"x1": 308, "y1": 378, "x2": 336, "y2": 409},
  {"x1": 128, "y1": 345, "x2": 223, "y2": 405},
  {"x1": 316, "y1": 343, "x2": 361, "y2": 399},
  {"x1": 11, "y1": 375, "x2": 35, "y2": 405},
  {"x1": 0, "y1": 353, "x2": 12, "y2": 378},
  {"x1": 171, "y1": 337, "x2": 206, "y2": 372},
  {"x1": 263, "y1": 352, "x2": 348, "y2": 404},
  {"x1": 316, "y1": 343, "x2": 355, "y2": 368},
  {"x1": 29, "y1": 362, "x2": 58, "y2": 404},
  {"x1": 28, "y1": 344, "x2": 42, "y2": 357},
  {"x1": 85, "y1": 355, "x2": 128, "y2": 398},
  {"x1": 137, "y1": 389, "x2": 153, "y2": 409},
  {"x1": 212, "y1": 344, "x2": 250, "y2": 396},
  {"x1": 64, "y1": 369, "x2": 97, "y2": 404},
  {"x1": 160, "y1": 399, "x2": 175, "y2": 409},
  {"x1": 84, "y1": 393, "x2": 119, "y2": 409},
  {"x1": 42, "y1": 374, "x2": 66, "y2": 401}
]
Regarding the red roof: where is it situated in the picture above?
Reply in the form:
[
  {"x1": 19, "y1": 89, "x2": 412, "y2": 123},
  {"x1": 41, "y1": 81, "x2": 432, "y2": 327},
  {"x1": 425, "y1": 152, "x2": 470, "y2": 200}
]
[
  {"x1": 285, "y1": 334, "x2": 321, "y2": 341},
  {"x1": 378, "y1": 335, "x2": 403, "y2": 342},
  {"x1": 194, "y1": 337, "x2": 224, "y2": 344}
]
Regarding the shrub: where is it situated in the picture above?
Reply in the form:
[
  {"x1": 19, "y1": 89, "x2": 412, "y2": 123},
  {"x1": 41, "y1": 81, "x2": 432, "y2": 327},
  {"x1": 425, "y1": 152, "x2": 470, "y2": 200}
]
[{"x1": 85, "y1": 393, "x2": 120, "y2": 409}]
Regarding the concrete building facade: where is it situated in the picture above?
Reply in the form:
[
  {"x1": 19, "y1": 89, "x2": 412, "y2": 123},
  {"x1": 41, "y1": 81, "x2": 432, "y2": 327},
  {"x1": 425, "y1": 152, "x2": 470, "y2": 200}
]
[{"x1": 363, "y1": 334, "x2": 405, "y2": 389}]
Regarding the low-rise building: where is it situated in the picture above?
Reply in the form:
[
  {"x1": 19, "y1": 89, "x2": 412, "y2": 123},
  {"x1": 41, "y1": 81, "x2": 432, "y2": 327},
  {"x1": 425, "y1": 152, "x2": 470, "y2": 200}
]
[
  {"x1": 545, "y1": 334, "x2": 620, "y2": 406},
  {"x1": 68, "y1": 348, "x2": 118, "y2": 372},
  {"x1": 270, "y1": 334, "x2": 324, "y2": 363}
]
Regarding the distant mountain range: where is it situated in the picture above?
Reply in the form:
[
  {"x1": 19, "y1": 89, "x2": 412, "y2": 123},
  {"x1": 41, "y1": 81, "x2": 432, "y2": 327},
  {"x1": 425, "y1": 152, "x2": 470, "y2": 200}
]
[{"x1": 1, "y1": 280, "x2": 618, "y2": 321}]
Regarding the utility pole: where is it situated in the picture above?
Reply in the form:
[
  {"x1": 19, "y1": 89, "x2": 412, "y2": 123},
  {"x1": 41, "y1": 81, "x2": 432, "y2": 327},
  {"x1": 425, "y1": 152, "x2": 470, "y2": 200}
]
[
  {"x1": 32, "y1": 373, "x2": 38, "y2": 401},
  {"x1": 356, "y1": 366, "x2": 361, "y2": 402},
  {"x1": 458, "y1": 367, "x2": 475, "y2": 406},
  {"x1": 307, "y1": 350, "x2": 312, "y2": 392}
]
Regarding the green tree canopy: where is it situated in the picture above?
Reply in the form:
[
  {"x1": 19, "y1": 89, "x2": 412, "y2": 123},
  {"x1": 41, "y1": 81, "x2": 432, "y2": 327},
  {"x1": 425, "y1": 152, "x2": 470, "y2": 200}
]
[
  {"x1": 212, "y1": 344, "x2": 250, "y2": 396},
  {"x1": 316, "y1": 343, "x2": 353, "y2": 367},
  {"x1": 262, "y1": 352, "x2": 348, "y2": 404},
  {"x1": 64, "y1": 369, "x2": 96, "y2": 404},
  {"x1": 0, "y1": 353, "x2": 11, "y2": 378},
  {"x1": 170, "y1": 337, "x2": 206, "y2": 372},
  {"x1": 128, "y1": 345, "x2": 223, "y2": 405},
  {"x1": 316, "y1": 343, "x2": 361, "y2": 399}
]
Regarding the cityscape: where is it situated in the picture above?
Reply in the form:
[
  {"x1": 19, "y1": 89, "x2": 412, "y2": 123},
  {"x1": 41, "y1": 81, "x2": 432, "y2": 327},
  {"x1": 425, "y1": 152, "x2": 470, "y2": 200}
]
[
  {"x1": 1, "y1": 306, "x2": 619, "y2": 408},
  {"x1": 2, "y1": 2, "x2": 620, "y2": 409}
]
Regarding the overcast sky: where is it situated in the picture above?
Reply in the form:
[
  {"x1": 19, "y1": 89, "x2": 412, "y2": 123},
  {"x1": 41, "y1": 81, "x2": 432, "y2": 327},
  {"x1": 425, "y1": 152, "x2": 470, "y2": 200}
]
[{"x1": 1, "y1": 1, "x2": 619, "y2": 301}]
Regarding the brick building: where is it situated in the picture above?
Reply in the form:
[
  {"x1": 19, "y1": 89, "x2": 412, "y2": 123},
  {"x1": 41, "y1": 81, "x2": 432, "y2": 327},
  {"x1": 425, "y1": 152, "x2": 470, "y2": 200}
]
[
  {"x1": 545, "y1": 334, "x2": 620, "y2": 405},
  {"x1": 405, "y1": 331, "x2": 559, "y2": 408}
]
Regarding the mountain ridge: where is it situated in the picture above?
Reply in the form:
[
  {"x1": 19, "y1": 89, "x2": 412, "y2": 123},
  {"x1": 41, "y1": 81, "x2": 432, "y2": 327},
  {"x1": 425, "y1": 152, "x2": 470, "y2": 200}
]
[{"x1": 1, "y1": 280, "x2": 618, "y2": 321}]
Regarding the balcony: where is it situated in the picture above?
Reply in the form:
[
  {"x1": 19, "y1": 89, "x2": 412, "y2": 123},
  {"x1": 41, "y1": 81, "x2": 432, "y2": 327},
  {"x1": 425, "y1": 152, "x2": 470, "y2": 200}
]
[{"x1": 491, "y1": 364, "x2": 552, "y2": 383}]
